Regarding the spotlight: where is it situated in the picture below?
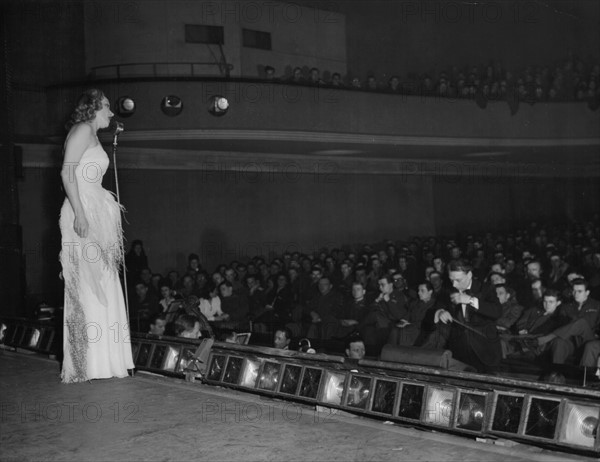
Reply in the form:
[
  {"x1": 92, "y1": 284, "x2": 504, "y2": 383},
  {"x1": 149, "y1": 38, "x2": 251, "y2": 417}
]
[
  {"x1": 161, "y1": 95, "x2": 183, "y2": 116},
  {"x1": 116, "y1": 96, "x2": 136, "y2": 117},
  {"x1": 558, "y1": 402, "x2": 600, "y2": 448},
  {"x1": 208, "y1": 95, "x2": 229, "y2": 116},
  {"x1": 321, "y1": 371, "x2": 346, "y2": 405}
]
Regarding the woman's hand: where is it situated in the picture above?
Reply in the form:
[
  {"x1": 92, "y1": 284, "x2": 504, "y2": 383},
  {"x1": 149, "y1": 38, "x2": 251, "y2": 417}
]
[{"x1": 74, "y1": 213, "x2": 89, "y2": 238}]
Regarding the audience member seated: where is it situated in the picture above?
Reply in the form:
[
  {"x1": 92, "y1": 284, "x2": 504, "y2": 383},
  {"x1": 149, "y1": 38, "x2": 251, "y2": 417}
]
[
  {"x1": 331, "y1": 281, "x2": 370, "y2": 340},
  {"x1": 158, "y1": 279, "x2": 177, "y2": 313},
  {"x1": 273, "y1": 327, "x2": 292, "y2": 350},
  {"x1": 125, "y1": 239, "x2": 148, "y2": 287},
  {"x1": 149, "y1": 314, "x2": 168, "y2": 336},
  {"x1": 387, "y1": 281, "x2": 439, "y2": 347},
  {"x1": 345, "y1": 335, "x2": 366, "y2": 360},
  {"x1": 420, "y1": 259, "x2": 503, "y2": 374},
  {"x1": 253, "y1": 273, "x2": 294, "y2": 334},
  {"x1": 536, "y1": 279, "x2": 600, "y2": 364},
  {"x1": 495, "y1": 284, "x2": 524, "y2": 332},
  {"x1": 199, "y1": 284, "x2": 228, "y2": 322},
  {"x1": 501, "y1": 289, "x2": 564, "y2": 359},
  {"x1": 131, "y1": 282, "x2": 161, "y2": 333},
  {"x1": 216, "y1": 281, "x2": 250, "y2": 331},
  {"x1": 175, "y1": 314, "x2": 202, "y2": 339},
  {"x1": 306, "y1": 276, "x2": 344, "y2": 340}
]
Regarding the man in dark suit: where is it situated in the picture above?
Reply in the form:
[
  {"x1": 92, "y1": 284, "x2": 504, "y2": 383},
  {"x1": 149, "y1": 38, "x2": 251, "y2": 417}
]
[
  {"x1": 423, "y1": 259, "x2": 503, "y2": 373},
  {"x1": 537, "y1": 279, "x2": 600, "y2": 364}
]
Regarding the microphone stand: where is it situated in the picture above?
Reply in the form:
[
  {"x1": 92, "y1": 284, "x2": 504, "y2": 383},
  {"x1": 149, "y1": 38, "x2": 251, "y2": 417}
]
[{"x1": 111, "y1": 123, "x2": 130, "y2": 326}]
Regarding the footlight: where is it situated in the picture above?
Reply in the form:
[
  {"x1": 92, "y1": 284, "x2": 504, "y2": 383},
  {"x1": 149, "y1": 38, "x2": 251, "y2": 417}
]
[
  {"x1": 208, "y1": 95, "x2": 229, "y2": 116},
  {"x1": 279, "y1": 364, "x2": 303, "y2": 395},
  {"x1": 207, "y1": 354, "x2": 227, "y2": 381},
  {"x1": 490, "y1": 392, "x2": 524, "y2": 435},
  {"x1": 345, "y1": 375, "x2": 371, "y2": 410},
  {"x1": 116, "y1": 96, "x2": 136, "y2": 117},
  {"x1": 525, "y1": 397, "x2": 561, "y2": 440},
  {"x1": 558, "y1": 402, "x2": 600, "y2": 449},
  {"x1": 397, "y1": 383, "x2": 425, "y2": 421},
  {"x1": 298, "y1": 367, "x2": 323, "y2": 400},
  {"x1": 257, "y1": 361, "x2": 281, "y2": 391},
  {"x1": 222, "y1": 356, "x2": 244, "y2": 384},
  {"x1": 455, "y1": 391, "x2": 487, "y2": 432},
  {"x1": 423, "y1": 387, "x2": 455, "y2": 427},
  {"x1": 321, "y1": 371, "x2": 346, "y2": 406},
  {"x1": 240, "y1": 358, "x2": 261, "y2": 388},
  {"x1": 370, "y1": 379, "x2": 398, "y2": 416}
]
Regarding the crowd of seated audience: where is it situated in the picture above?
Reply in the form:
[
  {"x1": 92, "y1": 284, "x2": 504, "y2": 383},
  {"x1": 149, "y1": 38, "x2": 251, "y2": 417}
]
[
  {"x1": 125, "y1": 216, "x2": 600, "y2": 378},
  {"x1": 259, "y1": 50, "x2": 600, "y2": 106}
]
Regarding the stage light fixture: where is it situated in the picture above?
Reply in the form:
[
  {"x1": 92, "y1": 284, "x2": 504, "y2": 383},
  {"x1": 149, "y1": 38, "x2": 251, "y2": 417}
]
[
  {"x1": 150, "y1": 344, "x2": 168, "y2": 369},
  {"x1": 424, "y1": 387, "x2": 455, "y2": 427},
  {"x1": 176, "y1": 346, "x2": 201, "y2": 373},
  {"x1": 135, "y1": 343, "x2": 153, "y2": 367},
  {"x1": 455, "y1": 392, "x2": 487, "y2": 432},
  {"x1": 280, "y1": 364, "x2": 302, "y2": 395},
  {"x1": 257, "y1": 361, "x2": 281, "y2": 391},
  {"x1": 161, "y1": 95, "x2": 183, "y2": 116},
  {"x1": 345, "y1": 375, "x2": 371, "y2": 410},
  {"x1": 240, "y1": 358, "x2": 261, "y2": 388},
  {"x1": 223, "y1": 356, "x2": 244, "y2": 384},
  {"x1": 525, "y1": 397, "x2": 561, "y2": 440},
  {"x1": 321, "y1": 371, "x2": 346, "y2": 406},
  {"x1": 558, "y1": 402, "x2": 599, "y2": 448},
  {"x1": 116, "y1": 96, "x2": 136, "y2": 117},
  {"x1": 370, "y1": 379, "x2": 397, "y2": 415},
  {"x1": 208, "y1": 95, "x2": 229, "y2": 116},
  {"x1": 299, "y1": 367, "x2": 322, "y2": 399},
  {"x1": 491, "y1": 393, "x2": 524, "y2": 434},
  {"x1": 207, "y1": 354, "x2": 227, "y2": 381},
  {"x1": 28, "y1": 328, "x2": 41, "y2": 348},
  {"x1": 397, "y1": 383, "x2": 425, "y2": 421},
  {"x1": 161, "y1": 346, "x2": 180, "y2": 371}
]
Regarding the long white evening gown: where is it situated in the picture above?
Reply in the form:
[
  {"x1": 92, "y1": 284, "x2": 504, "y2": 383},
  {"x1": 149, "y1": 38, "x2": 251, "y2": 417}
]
[{"x1": 59, "y1": 143, "x2": 134, "y2": 383}]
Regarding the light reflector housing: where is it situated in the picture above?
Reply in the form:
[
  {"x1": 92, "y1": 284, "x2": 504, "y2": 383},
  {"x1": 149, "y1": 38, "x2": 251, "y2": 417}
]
[
  {"x1": 424, "y1": 387, "x2": 455, "y2": 427},
  {"x1": 558, "y1": 402, "x2": 600, "y2": 448}
]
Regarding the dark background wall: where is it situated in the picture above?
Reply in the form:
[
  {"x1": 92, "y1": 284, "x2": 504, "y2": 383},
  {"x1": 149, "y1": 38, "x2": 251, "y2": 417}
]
[{"x1": 342, "y1": 0, "x2": 600, "y2": 80}]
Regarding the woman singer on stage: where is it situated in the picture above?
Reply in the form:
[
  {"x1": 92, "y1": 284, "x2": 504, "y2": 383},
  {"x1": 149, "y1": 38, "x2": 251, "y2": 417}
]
[{"x1": 59, "y1": 88, "x2": 134, "y2": 383}]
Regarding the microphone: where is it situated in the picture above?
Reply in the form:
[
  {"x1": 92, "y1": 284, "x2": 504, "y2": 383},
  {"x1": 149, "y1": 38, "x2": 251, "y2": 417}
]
[{"x1": 113, "y1": 121, "x2": 124, "y2": 136}]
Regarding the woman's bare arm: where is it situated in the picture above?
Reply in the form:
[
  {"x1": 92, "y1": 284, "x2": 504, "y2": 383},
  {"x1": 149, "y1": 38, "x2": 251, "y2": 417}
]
[{"x1": 61, "y1": 123, "x2": 94, "y2": 238}]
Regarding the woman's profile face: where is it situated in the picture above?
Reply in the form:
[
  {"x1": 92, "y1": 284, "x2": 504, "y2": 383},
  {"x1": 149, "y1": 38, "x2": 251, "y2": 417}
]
[{"x1": 95, "y1": 97, "x2": 114, "y2": 129}]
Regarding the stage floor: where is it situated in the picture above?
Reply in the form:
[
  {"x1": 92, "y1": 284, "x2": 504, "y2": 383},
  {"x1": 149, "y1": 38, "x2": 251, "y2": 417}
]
[{"x1": 0, "y1": 350, "x2": 594, "y2": 462}]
